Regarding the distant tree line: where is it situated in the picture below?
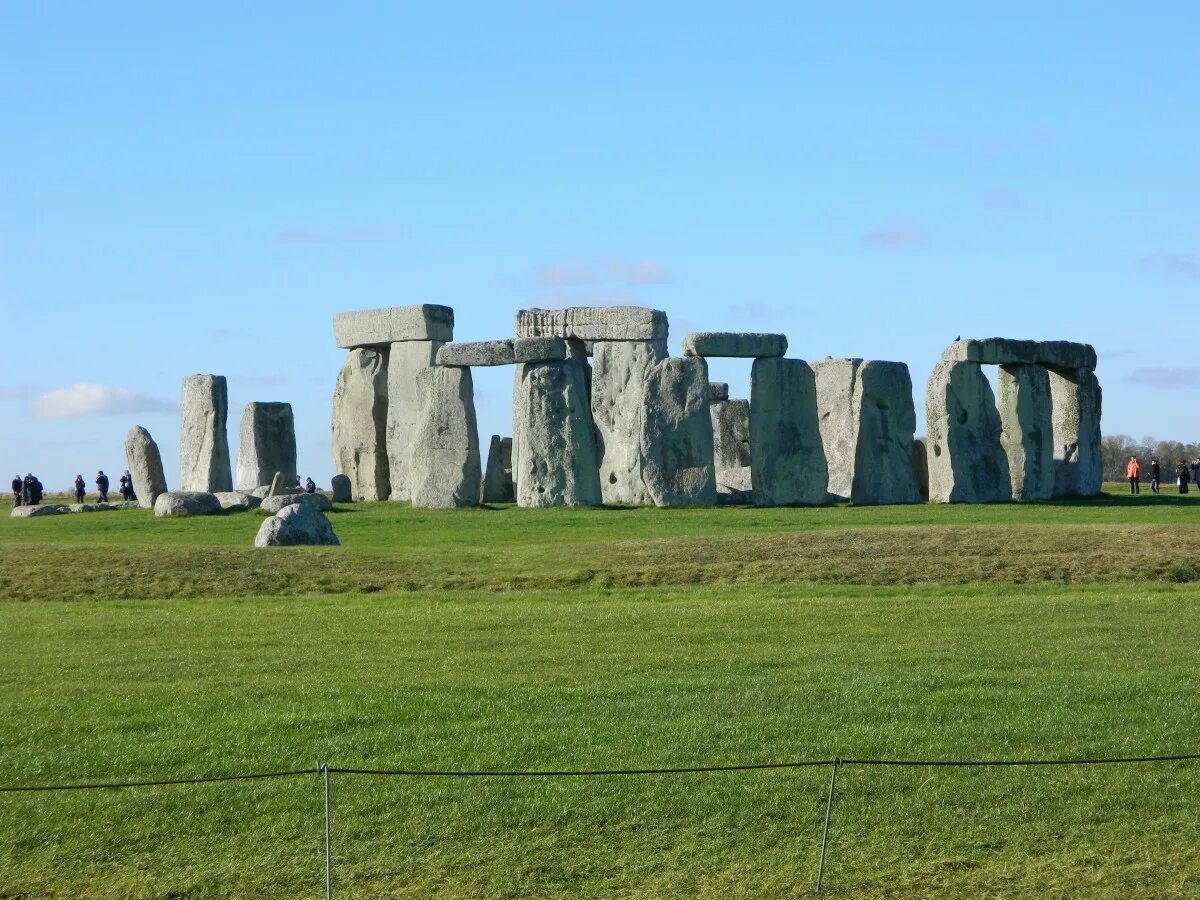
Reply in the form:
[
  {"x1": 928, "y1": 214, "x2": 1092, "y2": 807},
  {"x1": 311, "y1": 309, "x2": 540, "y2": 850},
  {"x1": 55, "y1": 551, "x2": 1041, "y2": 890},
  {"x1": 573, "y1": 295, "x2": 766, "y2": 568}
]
[{"x1": 1101, "y1": 435, "x2": 1200, "y2": 482}]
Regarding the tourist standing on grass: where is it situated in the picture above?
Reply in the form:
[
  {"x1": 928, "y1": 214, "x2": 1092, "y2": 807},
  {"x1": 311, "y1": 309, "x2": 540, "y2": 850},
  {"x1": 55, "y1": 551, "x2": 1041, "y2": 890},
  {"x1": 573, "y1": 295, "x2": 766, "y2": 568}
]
[
  {"x1": 119, "y1": 469, "x2": 135, "y2": 502},
  {"x1": 74, "y1": 475, "x2": 85, "y2": 503},
  {"x1": 1149, "y1": 458, "x2": 1161, "y2": 494},
  {"x1": 11, "y1": 475, "x2": 22, "y2": 507},
  {"x1": 1176, "y1": 461, "x2": 1190, "y2": 494},
  {"x1": 1126, "y1": 456, "x2": 1141, "y2": 494},
  {"x1": 1191, "y1": 459, "x2": 1199, "y2": 488},
  {"x1": 95, "y1": 470, "x2": 109, "y2": 503},
  {"x1": 23, "y1": 473, "x2": 42, "y2": 505}
]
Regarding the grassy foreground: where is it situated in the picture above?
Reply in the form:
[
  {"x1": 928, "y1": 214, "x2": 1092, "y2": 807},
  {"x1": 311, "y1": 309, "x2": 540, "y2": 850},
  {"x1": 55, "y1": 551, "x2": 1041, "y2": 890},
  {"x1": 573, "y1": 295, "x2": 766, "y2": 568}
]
[{"x1": 2, "y1": 486, "x2": 1200, "y2": 897}]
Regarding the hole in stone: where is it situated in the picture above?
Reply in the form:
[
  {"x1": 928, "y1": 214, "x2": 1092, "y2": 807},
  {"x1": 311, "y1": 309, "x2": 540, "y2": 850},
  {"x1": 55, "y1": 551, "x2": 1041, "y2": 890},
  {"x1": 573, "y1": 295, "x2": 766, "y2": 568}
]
[
  {"x1": 608, "y1": 473, "x2": 617, "y2": 484},
  {"x1": 933, "y1": 443, "x2": 942, "y2": 457}
]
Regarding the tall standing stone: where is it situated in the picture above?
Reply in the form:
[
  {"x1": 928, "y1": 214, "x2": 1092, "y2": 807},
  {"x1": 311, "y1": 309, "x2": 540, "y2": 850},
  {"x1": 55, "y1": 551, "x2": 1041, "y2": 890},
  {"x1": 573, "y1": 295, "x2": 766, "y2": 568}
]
[
  {"x1": 997, "y1": 364, "x2": 1055, "y2": 500},
  {"x1": 124, "y1": 425, "x2": 168, "y2": 510},
  {"x1": 711, "y1": 398, "x2": 752, "y2": 505},
  {"x1": 482, "y1": 435, "x2": 515, "y2": 503},
  {"x1": 408, "y1": 366, "x2": 481, "y2": 508},
  {"x1": 812, "y1": 359, "x2": 859, "y2": 501},
  {"x1": 179, "y1": 375, "x2": 232, "y2": 493},
  {"x1": 591, "y1": 340, "x2": 667, "y2": 504},
  {"x1": 386, "y1": 340, "x2": 443, "y2": 500},
  {"x1": 640, "y1": 356, "x2": 717, "y2": 507},
  {"x1": 925, "y1": 361, "x2": 1011, "y2": 503},
  {"x1": 514, "y1": 359, "x2": 602, "y2": 507},
  {"x1": 1049, "y1": 367, "x2": 1103, "y2": 497},
  {"x1": 331, "y1": 347, "x2": 390, "y2": 501},
  {"x1": 749, "y1": 358, "x2": 827, "y2": 506},
  {"x1": 236, "y1": 402, "x2": 297, "y2": 490}
]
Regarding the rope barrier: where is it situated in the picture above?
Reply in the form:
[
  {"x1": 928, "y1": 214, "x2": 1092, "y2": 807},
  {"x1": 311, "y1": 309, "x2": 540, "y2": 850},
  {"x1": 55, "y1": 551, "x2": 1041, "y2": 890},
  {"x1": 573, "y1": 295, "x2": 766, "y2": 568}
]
[{"x1": 0, "y1": 767, "x2": 317, "y2": 793}]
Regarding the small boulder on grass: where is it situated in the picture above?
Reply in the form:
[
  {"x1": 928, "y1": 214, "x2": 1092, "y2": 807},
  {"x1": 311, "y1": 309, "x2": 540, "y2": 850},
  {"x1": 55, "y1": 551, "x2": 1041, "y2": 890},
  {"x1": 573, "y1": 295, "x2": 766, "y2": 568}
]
[
  {"x1": 213, "y1": 491, "x2": 263, "y2": 512},
  {"x1": 153, "y1": 492, "x2": 222, "y2": 517},
  {"x1": 254, "y1": 503, "x2": 339, "y2": 547},
  {"x1": 260, "y1": 492, "x2": 332, "y2": 514},
  {"x1": 10, "y1": 504, "x2": 67, "y2": 518}
]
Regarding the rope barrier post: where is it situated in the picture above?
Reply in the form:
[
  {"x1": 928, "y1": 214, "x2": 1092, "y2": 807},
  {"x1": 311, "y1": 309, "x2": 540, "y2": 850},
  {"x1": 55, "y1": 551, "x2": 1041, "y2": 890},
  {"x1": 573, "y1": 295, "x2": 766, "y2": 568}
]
[
  {"x1": 814, "y1": 757, "x2": 840, "y2": 895},
  {"x1": 321, "y1": 763, "x2": 332, "y2": 900}
]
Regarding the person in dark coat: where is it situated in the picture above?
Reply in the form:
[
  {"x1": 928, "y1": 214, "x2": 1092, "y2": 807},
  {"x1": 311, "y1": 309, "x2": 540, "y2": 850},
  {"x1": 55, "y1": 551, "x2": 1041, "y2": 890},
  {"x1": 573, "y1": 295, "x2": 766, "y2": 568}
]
[
  {"x1": 1176, "y1": 461, "x2": 1190, "y2": 494},
  {"x1": 11, "y1": 475, "x2": 21, "y2": 507},
  {"x1": 304, "y1": 477, "x2": 316, "y2": 494},
  {"x1": 119, "y1": 470, "x2": 135, "y2": 502},
  {"x1": 96, "y1": 470, "x2": 110, "y2": 503},
  {"x1": 74, "y1": 475, "x2": 86, "y2": 503},
  {"x1": 1149, "y1": 458, "x2": 1161, "y2": 495}
]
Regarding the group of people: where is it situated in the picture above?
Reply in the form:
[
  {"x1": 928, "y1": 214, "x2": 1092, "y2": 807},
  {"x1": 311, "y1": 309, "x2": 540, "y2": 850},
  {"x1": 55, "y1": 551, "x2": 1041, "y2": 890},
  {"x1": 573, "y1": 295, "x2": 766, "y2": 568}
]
[
  {"x1": 1124, "y1": 456, "x2": 1200, "y2": 494},
  {"x1": 11, "y1": 473, "x2": 44, "y2": 506},
  {"x1": 11, "y1": 470, "x2": 137, "y2": 506}
]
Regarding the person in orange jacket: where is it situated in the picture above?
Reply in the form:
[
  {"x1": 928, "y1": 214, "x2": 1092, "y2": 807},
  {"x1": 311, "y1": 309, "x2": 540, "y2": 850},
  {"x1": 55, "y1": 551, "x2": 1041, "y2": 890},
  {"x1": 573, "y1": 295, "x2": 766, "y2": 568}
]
[{"x1": 1126, "y1": 455, "x2": 1141, "y2": 494}]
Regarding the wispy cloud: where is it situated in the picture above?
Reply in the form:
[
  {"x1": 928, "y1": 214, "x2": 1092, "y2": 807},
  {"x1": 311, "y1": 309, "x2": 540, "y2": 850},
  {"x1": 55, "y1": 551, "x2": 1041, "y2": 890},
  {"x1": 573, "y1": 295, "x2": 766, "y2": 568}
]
[
  {"x1": 1139, "y1": 252, "x2": 1200, "y2": 279},
  {"x1": 27, "y1": 383, "x2": 176, "y2": 419},
  {"x1": 274, "y1": 225, "x2": 400, "y2": 244},
  {"x1": 530, "y1": 257, "x2": 670, "y2": 288},
  {"x1": 1127, "y1": 367, "x2": 1200, "y2": 389},
  {"x1": 860, "y1": 221, "x2": 929, "y2": 249}
]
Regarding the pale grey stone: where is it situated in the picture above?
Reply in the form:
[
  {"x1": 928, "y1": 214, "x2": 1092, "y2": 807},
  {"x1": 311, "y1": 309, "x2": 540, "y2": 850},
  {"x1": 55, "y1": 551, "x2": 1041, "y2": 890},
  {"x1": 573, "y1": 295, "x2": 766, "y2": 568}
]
[
  {"x1": 513, "y1": 336, "x2": 567, "y2": 363},
  {"x1": 213, "y1": 491, "x2": 262, "y2": 511},
  {"x1": 716, "y1": 465, "x2": 754, "y2": 505},
  {"x1": 708, "y1": 382, "x2": 729, "y2": 402},
  {"x1": 997, "y1": 364, "x2": 1055, "y2": 500},
  {"x1": 711, "y1": 399, "x2": 751, "y2": 471},
  {"x1": 749, "y1": 358, "x2": 827, "y2": 506},
  {"x1": 179, "y1": 375, "x2": 232, "y2": 492},
  {"x1": 682, "y1": 332, "x2": 787, "y2": 358},
  {"x1": 153, "y1": 491, "x2": 222, "y2": 517},
  {"x1": 266, "y1": 472, "x2": 287, "y2": 498},
  {"x1": 514, "y1": 359, "x2": 602, "y2": 507},
  {"x1": 925, "y1": 361, "x2": 1012, "y2": 503},
  {"x1": 235, "y1": 402, "x2": 296, "y2": 491},
  {"x1": 912, "y1": 438, "x2": 929, "y2": 501},
  {"x1": 333, "y1": 304, "x2": 454, "y2": 348},
  {"x1": 254, "y1": 503, "x2": 339, "y2": 547},
  {"x1": 10, "y1": 504, "x2": 67, "y2": 518},
  {"x1": 260, "y1": 492, "x2": 333, "y2": 514},
  {"x1": 941, "y1": 338, "x2": 1097, "y2": 371},
  {"x1": 408, "y1": 366, "x2": 482, "y2": 508},
  {"x1": 66, "y1": 504, "x2": 119, "y2": 513},
  {"x1": 331, "y1": 348, "x2": 390, "y2": 502},
  {"x1": 331, "y1": 474, "x2": 352, "y2": 502},
  {"x1": 482, "y1": 435, "x2": 515, "y2": 503},
  {"x1": 435, "y1": 340, "x2": 515, "y2": 367},
  {"x1": 640, "y1": 356, "x2": 717, "y2": 507},
  {"x1": 250, "y1": 485, "x2": 272, "y2": 499},
  {"x1": 813, "y1": 359, "x2": 860, "y2": 501},
  {"x1": 124, "y1": 425, "x2": 168, "y2": 510},
  {"x1": 591, "y1": 340, "x2": 667, "y2": 504},
  {"x1": 1049, "y1": 367, "x2": 1103, "y2": 497},
  {"x1": 386, "y1": 340, "x2": 443, "y2": 500},
  {"x1": 514, "y1": 306, "x2": 668, "y2": 341}
]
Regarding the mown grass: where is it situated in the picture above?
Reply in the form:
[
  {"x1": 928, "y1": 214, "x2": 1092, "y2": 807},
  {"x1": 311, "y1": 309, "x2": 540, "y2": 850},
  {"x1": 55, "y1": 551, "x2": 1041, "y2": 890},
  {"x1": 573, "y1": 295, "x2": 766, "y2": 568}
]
[{"x1": 2, "y1": 485, "x2": 1200, "y2": 897}]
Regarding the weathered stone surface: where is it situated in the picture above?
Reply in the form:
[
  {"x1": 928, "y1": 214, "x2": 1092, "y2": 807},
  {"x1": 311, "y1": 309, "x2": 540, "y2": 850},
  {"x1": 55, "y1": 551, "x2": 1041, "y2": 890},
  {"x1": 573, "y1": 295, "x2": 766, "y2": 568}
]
[
  {"x1": 10, "y1": 504, "x2": 66, "y2": 518},
  {"x1": 812, "y1": 359, "x2": 920, "y2": 505},
  {"x1": 997, "y1": 364, "x2": 1055, "y2": 500},
  {"x1": 124, "y1": 425, "x2": 168, "y2": 510},
  {"x1": 591, "y1": 340, "x2": 667, "y2": 504},
  {"x1": 925, "y1": 361, "x2": 1011, "y2": 503},
  {"x1": 749, "y1": 358, "x2": 827, "y2": 506},
  {"x1": 711, "y1": 399, "x2": 751, "y2": 472},
  {"x1": 267, "y1": 472, "x2": 287, "y2": 498},
  {"x1": 333, "y1": 304, "x2": 454, "y2": 349},
  {"x1": 179, "y1": 375, "x2": 232, "y2": 493},
  {"x1": 1049, "y1": 367, "x2": 1103, "y2": 497},
  {"x1": 513, "y1": 336, "x2": 567, "y2": 363},
  {"x1": 682, "y1": 332, "x2": 787, "y2": 359},
  {"x1": 235, "y1": 402, "x2": 296, "y2": 491},
  {"x1": 408, "y1": 366, "x2": 482, "y2": 508},
  {"x1": 482, "y1": 435, "x2": 515, "y2": 503},
  {"x1": 942, "y1": 338, "x2": 1097, "y2": 371},
  {"x1": 912, "y1": 438, "x2": 929, "y2": 501},
  {"x1": 708, "y1": 382, "x2": 729, "y2": 402},
  {"x1": 436, "y1": 340, "x2": 515, "y2": 367},
  {"x1": 331, "y1": 348, "x2": 390, "y2": 502},
  {"x1": 386, "y1": 340, "x2": 443, "y2": 501},
  {"x1": 153, "y1": 491, "x2": 222, "y2": 517},
  {"x1": 330, "y1": 474, "x2": 352, "y2": 502},
  {"x1": 254, "y1": 503, "x2": 339, "y2": 547},
  {"x1": 640, "y1": 356, "x2": 717, "y2": 507},
  {"x1": 213, "y1": 491, "x2": 262, "y2": 511},
  {"x1": 261, "y1": 492, "x2": 333, "y2": 514},
  {"x1": 514, "y1": 359, "x2": 602, "y2": 507},
  {"x1": 251, "y1": 485, "x2": 273, "y2": 499},
  {"x1": 515, "y1": 306, "x2": 668, "y2": 342},
  {"x1": 716, "y1": 465, "x2": 754, "y2": 504}
]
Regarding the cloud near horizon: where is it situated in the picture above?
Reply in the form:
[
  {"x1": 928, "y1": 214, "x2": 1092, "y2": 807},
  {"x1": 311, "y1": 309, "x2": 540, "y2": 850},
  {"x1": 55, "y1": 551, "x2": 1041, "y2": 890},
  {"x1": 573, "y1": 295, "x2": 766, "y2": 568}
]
[
  {"x1": 1139, "y1": 252, "x2": 1200, "y2": 279},
  {"x1": 860, "y1": 221, "x2": 929, "y2": 249},
  {"x1": 1127, "y1": 367, "x2": 1200, "y2": 389},
  {"x1": 27, "y1": 383, "x2": 177, "y2": 419}
]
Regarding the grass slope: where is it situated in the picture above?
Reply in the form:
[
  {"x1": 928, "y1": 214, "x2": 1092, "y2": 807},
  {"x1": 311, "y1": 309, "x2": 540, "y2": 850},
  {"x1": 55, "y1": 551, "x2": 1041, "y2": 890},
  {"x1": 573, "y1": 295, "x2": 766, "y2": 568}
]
[{"x1": 2, "y1": 486, "x2": 1200, "y2": 897}]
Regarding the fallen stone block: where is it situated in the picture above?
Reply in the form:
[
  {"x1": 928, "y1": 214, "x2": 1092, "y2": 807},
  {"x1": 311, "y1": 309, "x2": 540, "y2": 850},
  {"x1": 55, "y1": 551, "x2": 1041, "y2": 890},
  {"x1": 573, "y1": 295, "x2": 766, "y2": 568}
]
[
  {"x1": 640, "y1": 356, "x2": 717, "y2": 507},
  {"x1": 154, "y1": 492, "x2": 222, "y2": 517},
  {"x1": 254, "y1": 503, "x2": 339, "y2": 547},
  {"x1": 682, "y1": 332, "x2": 787, "y2": 358},
  {"x1": 436, "y1": 340, "x2": 515, "y2": 367},
  {"x1": 941, "y1": 338, "x2": 1097, "y2": 371},
  {"x1": 925, "y1": 361, "x2": 1011, "y2": 503},
  {"x1": 213, "y1": 491, "x2": 263, "y2": 512},
  {"x1": 331, "y1": 347, "x2": 391, "y2": 502},
  {"x1": 124, "y1": 425, "x2": 168, "y2": 510},
  {"x1": 750, "y1": 358, "x2": 827, "y2": 506},
  {"x1": 260, "y1": 492, "x2": 333, "y2": 515},
  {"x1": 333, "y1": 304, "x2": 454, "y2": 348},
  {"x1": 513, "y1": 336, "x2": 567, "y2": 363},
  {"x1": 514, "y1": 306, "x2": 668, "y2": 342},
  {"x1": 10, "y1": 504, "x2": 67, "y2": 518},
  {"x1": 179, "y1": 375, "x2": 232, "y2": 493}
]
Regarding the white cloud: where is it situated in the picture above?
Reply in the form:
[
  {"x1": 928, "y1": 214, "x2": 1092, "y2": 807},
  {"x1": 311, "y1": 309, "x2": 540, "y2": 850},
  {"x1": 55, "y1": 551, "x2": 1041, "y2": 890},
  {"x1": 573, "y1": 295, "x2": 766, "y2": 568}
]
[
  {"x1": 860, "y1": 221, "x2": 929, "y2": 249},
  {"x1": 27, "y1": 383, "x2": 176, "y2": 419}
]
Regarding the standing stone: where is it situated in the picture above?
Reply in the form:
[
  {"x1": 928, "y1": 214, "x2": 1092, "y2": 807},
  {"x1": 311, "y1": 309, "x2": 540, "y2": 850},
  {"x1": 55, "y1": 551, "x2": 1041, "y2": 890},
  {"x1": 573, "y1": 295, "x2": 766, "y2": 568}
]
[
  {"x1": 925, "y1": 361, "x2": 1011, "y2": 503},
  {"x1": 813, "y1": 359, "x2": 860, "y2": 501},
  {"x1": 179, "y1": 375, "x2": 232, "y2": 492},
  {"x1": 997, "y1": 364, "x2": 1055, "y2": 500},
  {"x1": 912, "y1": 438, "x2": 929, "y2": 501},
  {"x1": 1049, "y1": 367, "x2": 1103, "y2": 497},
  {"x1": 330, "y1": 474, "x2": 352, "y2": 503},
  {"x1": 640, "y1": 356, "x2": 717, "y2": 507},
  {"x1": 591, "y1": 340, "x2": 667, "y2": 504},
  {"x1": 482, "y1": 435, "x2": 515, "y2": 503},
  {"x1": 331, "y1": 348, "x2": 390, "y2": 501},
  {"x1": 408, "y1": 366, "x2": 481, "y2": 508},
  {"x1": 514, "y1": 359, "x2": 602, "y2": 507},
  {"x1": 750, "y1": 358, "x2": 827, "y2": 506},
  {"x1": 124, "y1": 425, "x2": 168, "y2": 510},
  {"x1": 386, "y1": 340, "x2": 443, "y2": 501},
  {"x1": 711, "y1": 399, "x2": 752, "y2": 504},
  {"x1": 235, "y1": 402, "x2": 296, "y2": 490},
  {"x1": 267, "y1": 471, "x2": 287, "y2": 498}
]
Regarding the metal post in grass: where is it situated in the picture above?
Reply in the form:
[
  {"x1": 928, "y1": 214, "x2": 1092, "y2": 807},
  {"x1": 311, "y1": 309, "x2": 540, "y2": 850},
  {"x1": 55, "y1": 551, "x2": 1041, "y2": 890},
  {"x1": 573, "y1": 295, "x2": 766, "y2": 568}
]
[
  {"x1": 814, "y1": 757, "x2": 840, "y2": 895},
  {"x1": 321, "y1": 762, "x2": 333, "y2": 900}
]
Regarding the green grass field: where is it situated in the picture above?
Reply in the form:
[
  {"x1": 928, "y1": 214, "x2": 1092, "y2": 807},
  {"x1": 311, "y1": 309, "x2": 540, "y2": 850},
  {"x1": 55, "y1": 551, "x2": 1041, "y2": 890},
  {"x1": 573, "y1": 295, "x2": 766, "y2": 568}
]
[{"x1": 3, "y1": 486, "x2": 1200, "y2": 897}]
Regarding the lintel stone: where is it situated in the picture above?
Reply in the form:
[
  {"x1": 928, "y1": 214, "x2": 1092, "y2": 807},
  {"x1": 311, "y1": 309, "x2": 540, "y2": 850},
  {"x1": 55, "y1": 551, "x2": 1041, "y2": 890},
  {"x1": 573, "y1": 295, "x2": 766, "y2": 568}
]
[
  {"x1": 513, "y1": 336, "x2": 567, "y2": 363},
  {"x1": 682, "y1": 332, "x2": 787, "y2": 358},
  {"x1": 436, "y1": 340, "x2": 515, "y2": 367},
  {"x1": 514, "y1": 306, "x2": 667, "y2": 342},
  {"x1": 333, "y1": 305, "x2": 454, "y2": 348},
  {"x1": 941, "y1": 338, "x2": 1097, "y2": 371}
]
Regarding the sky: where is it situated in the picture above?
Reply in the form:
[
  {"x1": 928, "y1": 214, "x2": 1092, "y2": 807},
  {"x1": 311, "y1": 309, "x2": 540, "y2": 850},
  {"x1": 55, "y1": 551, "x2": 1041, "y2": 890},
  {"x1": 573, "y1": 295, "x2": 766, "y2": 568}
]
[{"x1": 2, "y1": 3, "x2": 1198, "y2": 490}]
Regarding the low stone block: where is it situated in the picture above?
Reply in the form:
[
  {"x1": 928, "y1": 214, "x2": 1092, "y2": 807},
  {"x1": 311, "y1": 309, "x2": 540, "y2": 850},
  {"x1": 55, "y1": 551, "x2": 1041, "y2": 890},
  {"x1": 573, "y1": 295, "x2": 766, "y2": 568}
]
[
  {"x1": 513, "y1": 336, "x2": 567, "y2": 363},
  {"x1": 331, "y1": 474, "x2": 352, "y2": 502},
  {"x1": 514, "y1": 306, "x2": 667, "y2": 341},
  {"x1": 333, "y1": 305, "x2": 454, "y2": 348},
  {"x1": 10, "y1": 504, "x2": 67, "y2": 518},
  {"x1": 260, "y1": 492, "x2": 333, "y2": 515},
  {"x1": 213, "y1": 491, "x2": 263, "y2": 511},
  {"x1": 941, "y1": 338, "x2": 1097, "y2": 371},
  {"x1": 254, "y1": 503, "x2": 339, "y2": 547},
  {"x1": 436, "y1": 340, "x2": 515, "y2": 367},
  {"x1": 716, "y1": 465, "x2": 754, "y2": 505},
  {"x1": 153, "y1": 492, "x2": 222, "y2": 517},
  {"x1": 708, "y1": 382, "x2": 729, "y2": 402},
  {"x1": 482, "y1": 435, "x2": 515, "y2": 503},
  {"x1": 682, "y1": 332, "x2": 787, "y2": 358}
]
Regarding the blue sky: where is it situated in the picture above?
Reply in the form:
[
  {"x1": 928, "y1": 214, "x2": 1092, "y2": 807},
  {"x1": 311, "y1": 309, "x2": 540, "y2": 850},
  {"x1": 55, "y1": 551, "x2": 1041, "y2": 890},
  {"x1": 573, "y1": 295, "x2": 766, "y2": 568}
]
[{"x1": 2, "y1": 3, "x2": 1197, "y2": 489}]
